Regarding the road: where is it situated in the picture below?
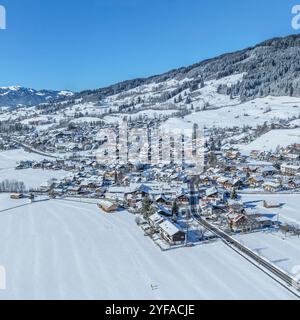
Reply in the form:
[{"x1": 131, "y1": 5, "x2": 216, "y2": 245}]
[
  {"x1": 9, "y1": 138, "x2": 58, "y2": 159},
  {"x1": 193, "y1": 213, "x2": 300, "y2": 299}
]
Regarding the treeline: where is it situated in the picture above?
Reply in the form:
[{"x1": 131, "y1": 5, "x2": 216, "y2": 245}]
[
  {"x1": 0, "y1": 121, "x2": 31, "y2": 134},
  {"x1": 0, "y1": 180, "x2": 26, "y2": 193}
]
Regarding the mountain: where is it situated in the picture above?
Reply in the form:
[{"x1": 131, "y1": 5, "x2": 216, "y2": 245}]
[
  {"x1": 0, "y1": 86, "x2": 74, "y2": 108},
  {"x1": 75, "y1": 34, "x2": 300, "y2": 104},
  {"x1": 2, "y1": 34, "x2": 300, "y2": 109}
]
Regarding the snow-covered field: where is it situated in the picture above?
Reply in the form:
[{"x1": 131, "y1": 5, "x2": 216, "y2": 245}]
[
  {"x1": 234, "y1": 231, "x2": 300, "y2": 278},
  {"x1": 103, "y1": 109, "x2": 178, "y2": 124},
  {"x1": 235, "y1": 194, "x2": 300, "y2": 279},
  {"x1": 238, "y1": 128, "x2": 300, "y2": 153},
  {"x1": 0, "y1": 150, "x2": 49, "y2": 169},
  {"x1": 0, "y1": 193, "x2": 29, "y2": 211},
  {"x1": 162, "y1": 96, "x2": 300, "y2": 131},
  {"x1": 0, "y1": 150, "x2": 68, "y2": 189},
  {"x1": 242, "y1": 194, "x2": 300, "y2": 227},
  {"x1": 0, "y1": 168, "x2": 67, "y2": 189},
  {"x1": 0, "y1": 199, "x2": 294, "y2": 299}
]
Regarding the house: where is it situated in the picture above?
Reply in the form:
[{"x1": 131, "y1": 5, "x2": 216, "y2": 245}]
[
  {"x1": 248, "y1": 176, "x2": 264, "y2": 188},
  {"x1": 262, "y1": 181, "x2": 281, "y2": 192},
  {"x1": 10, "y1": 193, "x2": 25, "y2": 200},
  {"x1": 199, "y1": 175, "x2": 212, "y2": 186},
  {"x1": 158, "y1": 220, "x2": 186, "y2": 245},
  {"x1": 250, "y1": 150, "x2": 260, "y2": 159},
  {"x1": 284, "y1": 153, "x2": 300, "y2": 162},
  {"x1": 66, "y1": 186, "x2": 82, "y2": 195},
  {"x1": 224, "y1": 178, "x2": 243, "y2": 191},
  {"x1": 156, "y1": 204, "x2": 172, "y2": 217},
  {"x1": 155, "y1": 194, "x2": 171, "y2": 205},
  {"x1": 176, "y1": 191, "x2": 190, "y2": 204},
  {"x1": 148, "y1": 213, "x2": 165, "y2": 229},
  {"x1": 253, "y1": 216, "x2": 276, "y2": 229},
  {"x1": 205, "y1": 187, "x2": 219, "y2": 199},
  {"x1": 226, "y1": 212, "x2": 248, "y2": 232},
  {"x1": 201, "y1": 203, "x2": 226, "y2": 218},
  {"x1": 258, "y1": 166, "x2": 277, "y2": 177},
  {"x1": 224, "y1": 150, "x2": 241, "y2": 160},
  {"x1": 288, "y1": 179, "x2": 300, "y2": 189},
  {"x1": 98, "y1": 200, "x2": 119, "y2": 213},
  {"x1": 281, "y1": 164, "x2": 300, "y2": 176}
]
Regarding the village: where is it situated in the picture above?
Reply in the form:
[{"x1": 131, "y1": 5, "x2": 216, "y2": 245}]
[{"x1": 5, "y1": 132, "x2": 300, "y2": 251}]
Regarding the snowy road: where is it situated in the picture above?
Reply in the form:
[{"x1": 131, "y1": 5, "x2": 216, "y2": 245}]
[{"x1": 0, "y1": 199, "x2": 296, "y2": 300}]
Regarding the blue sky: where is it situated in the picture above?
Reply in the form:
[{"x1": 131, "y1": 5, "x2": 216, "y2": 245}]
[{"x1": 0, "y1": 0, "x2": 299, "y2": 92}]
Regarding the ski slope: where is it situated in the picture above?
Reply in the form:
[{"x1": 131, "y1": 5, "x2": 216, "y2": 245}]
[{"x1": 0, "y1": 199, "x2": 295, "y2": 300}]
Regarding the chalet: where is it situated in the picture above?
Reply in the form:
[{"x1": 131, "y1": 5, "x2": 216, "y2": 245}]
[
  {"x1": 176, "y1": 191, "x2": 190, "y2": 204},
  {"x1": 288, "y1": 179, "x2": 300, "y2": 189},
  {"x1": 262, "y1": 181, "x2": 281, "y2": 192},
  {"x1": 156, "y1": 205, "x2": 172, "y2": 217},
  {"x1": 98, "y1": 200, "x2": 119, "y2": 213},
  {"x1": 250, "y1": 150, "x2": 260, "y2": 159},
  {"x1": 284, "y1": 153, "x2": 300, "y2": 162},
  {"x1": 253, "y1": 216, "x2": 275, "y2": 229},
  {"x1": 201, "y1": 203, "x2": 225, "y2": 218},
  {"x1": 199, "y1": 175, "x2": 212, "y2": 186},
  {"x1": 217, "y1": 177, "x2": 229, "y2": 188},
  {"x1": 226, "y1": 212, "x2": 248, "y2": 232},
  {"x1": 158, "y1": 220, "x2": 186, "y2": 245},
  {"x1": 248, "y1": 176, "x2": 264, "y2": 188},
  {"x1": 224, "y1": 150, "x2": 241, "y2": 160},
  {"x1": 205, "y1": 187, "x2": 219, "y2": 200},
  {"x1": 258, "y1": 166, "x2": 277, "y2": 177},
  {"x1": 281, "y1": 164, "x2": 300, "y2": 176},
  {"x1": 224, "y1": 178, "x2": 243, "y2": 191},
  {"x1": 148, "y1": 213, "x2": 165, "y2": 230},
  {"x1": 155, "y1": 194, "x2": 171, "y2": 205},
  {"x1": 66, "y1": 186, "x2": 82, "y2": 195}
]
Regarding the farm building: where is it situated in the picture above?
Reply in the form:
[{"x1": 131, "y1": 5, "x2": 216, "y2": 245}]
[{"x1": 98, "y1": 200, "x2": 119, "y2": 213}]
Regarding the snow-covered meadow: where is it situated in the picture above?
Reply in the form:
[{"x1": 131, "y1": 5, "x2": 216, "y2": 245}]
[
  {"x1": 0, "y1": 199, "x2": 295, "y2": 300},
  {"x1": 0, "y1": 150, "x2": 68, "y2": 189},
  {"x1": 242, "y1": 194, "x2": 300, "y2": 227},
  {"x1": 162, "y1": 96, "x2": 300, "y2": 131},
  {"x1": 238, "y1": 128, "x2": 300, "y2": 153}
]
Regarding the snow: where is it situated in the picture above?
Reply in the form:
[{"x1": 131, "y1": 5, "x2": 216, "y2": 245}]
[
  {"x1": 0, "y1": 150, "x2": 67, "y2": 189},
  {"x1": 162, "y1": 96, "x2": 300, "y2": 131},
  {"x1": 234, "y1": 231, "x2": 300, "y2": 278},
  {"x1": 0, "y1": 150, "x2": 51, "y2": 170},
  {"x1": 242, "y1": 194, "x2": 300, "y2": 227},
  {"x1": 0, "y1": 168, "x2": 67, "y2": 189},
  {"x1": 103, "y1": 109, "x2": 177, "y2": 124},
  {"x1": 70, "y1": 117, "x2": 101, "y2": 124},
  {"x1": 238, "y1": 128, "x2": 300, "y2": 153},
  {"x1": 0, "y1": 193, "x2": 29, "y2": 211},
  {"x1": 0, "y1": 199, "x2": 294, "y2": 299}
]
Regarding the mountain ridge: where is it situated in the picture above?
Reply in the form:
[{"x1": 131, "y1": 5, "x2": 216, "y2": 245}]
[{"x1": 2, "y1": 33, "x2": 300, "y2": 108}]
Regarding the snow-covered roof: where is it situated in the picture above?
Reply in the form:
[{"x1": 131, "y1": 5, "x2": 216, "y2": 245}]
[{"x1": 159, "y1": 220, "x2": 183, "y2": 236}]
